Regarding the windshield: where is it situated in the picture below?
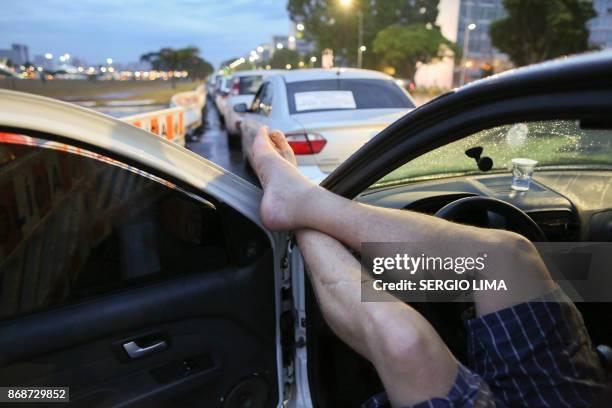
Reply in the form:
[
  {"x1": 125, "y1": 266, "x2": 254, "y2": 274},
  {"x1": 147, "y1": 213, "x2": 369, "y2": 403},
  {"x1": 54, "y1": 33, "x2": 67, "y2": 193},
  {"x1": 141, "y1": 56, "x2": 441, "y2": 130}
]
[
  {"x1": 374, "y1": 120, "x2": 612, "y2": 188},
  {"x1": 286, "y1": 78, "x2": 414, "y2": 114}
]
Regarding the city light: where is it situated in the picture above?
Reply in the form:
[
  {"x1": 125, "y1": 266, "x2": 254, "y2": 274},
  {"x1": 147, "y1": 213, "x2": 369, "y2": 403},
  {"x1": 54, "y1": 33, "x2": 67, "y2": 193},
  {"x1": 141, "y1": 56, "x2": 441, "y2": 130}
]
[
  {"x1": 298, "y1": 61, "x2": 305, "y2": 67},
  {"x1": 310, "y1": 56, "x2": 317, "y2": 63},
  {"x1": 229, "y1": 57, "x2": 246, "y2": 69},
  {"x1": 296, "y1": 23, "x2": 305, "y2": 31},
  {"x1": 289, "y1": 36, "x2": 296, "y2": 43},
  {"x1": 285, "y1": 64, "x2": 292, "y2": 69},
  {"x1": 276, "y1": 42, "x2": 284, "y2": 49},
  {"x1": 465, "y1": 60, "x2": 474, "y2": 67},
  {"x1": 468, "y1": 23, "x2": 477, "y2": 30},
  {"x1": 44, "y1": 53, "x2": 53, "y2": 59},
  {"x1": 64, "y1": 53, "x2": 70, "y2": 60},
  {"x1": 359, "y1": 45, "x2": 367, "y2": 52},
  {"x1": 106, "y1": 58, "x2": 113, "y2": 65},
  {"x1": 257, "y1": 46, "x2": 264, "y2": 53}
]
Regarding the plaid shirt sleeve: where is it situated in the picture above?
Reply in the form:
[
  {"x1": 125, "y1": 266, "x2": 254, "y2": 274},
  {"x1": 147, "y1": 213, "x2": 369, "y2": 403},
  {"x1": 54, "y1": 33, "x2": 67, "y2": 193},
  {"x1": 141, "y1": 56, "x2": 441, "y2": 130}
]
[
  {"x1": 362, "y1": 287, "x2": 608, "y2": 408},
  {"x1": 466, "y1": 287, "x2": 607, "y2": 407},
  {"x1": 361, "y1": 363, "x2": 500, "y2": 408}
]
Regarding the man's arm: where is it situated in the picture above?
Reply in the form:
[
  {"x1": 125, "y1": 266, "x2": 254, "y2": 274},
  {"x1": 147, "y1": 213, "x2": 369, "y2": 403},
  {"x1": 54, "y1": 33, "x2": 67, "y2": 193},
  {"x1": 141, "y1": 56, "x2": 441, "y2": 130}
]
[{"x1": 296, "y1": 229, "x2": 459, "y2": 407}]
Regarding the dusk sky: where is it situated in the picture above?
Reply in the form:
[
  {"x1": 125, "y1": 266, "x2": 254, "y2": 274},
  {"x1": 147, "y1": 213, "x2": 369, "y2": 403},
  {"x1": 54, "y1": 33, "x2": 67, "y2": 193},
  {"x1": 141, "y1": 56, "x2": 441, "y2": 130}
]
[{"x1": 0, "y1": 0, "x2": 290, "y2": 67}]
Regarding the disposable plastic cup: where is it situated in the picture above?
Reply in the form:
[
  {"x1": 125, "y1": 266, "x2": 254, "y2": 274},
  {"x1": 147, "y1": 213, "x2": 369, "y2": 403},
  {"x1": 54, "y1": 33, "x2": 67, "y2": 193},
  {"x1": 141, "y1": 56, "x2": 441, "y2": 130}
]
[{"x1": 511, "y1": 158, "x2": 538, "y2": 191}]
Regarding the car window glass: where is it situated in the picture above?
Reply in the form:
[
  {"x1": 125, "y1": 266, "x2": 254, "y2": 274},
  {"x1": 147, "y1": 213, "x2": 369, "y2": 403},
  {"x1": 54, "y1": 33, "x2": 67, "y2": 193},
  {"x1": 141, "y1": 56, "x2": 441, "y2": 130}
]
[
  {"x1": 260, "y1": 83, "x2": 273, "y2": 115},
  {"x1": 239, "y1": 75, "x2": 263, "y2": 94},
  {"x1": 0, "y1": 133, "x2": 229, "y2": 321},
  {"x1": 372, "y1": 120, "x2": 612, "y2": 188},
  {"x1": 250, "y1": 83, "x2": 266, "y2": 112},
  {"x1": 286, "y1": 78, "x2": 414, "y2": 114}
]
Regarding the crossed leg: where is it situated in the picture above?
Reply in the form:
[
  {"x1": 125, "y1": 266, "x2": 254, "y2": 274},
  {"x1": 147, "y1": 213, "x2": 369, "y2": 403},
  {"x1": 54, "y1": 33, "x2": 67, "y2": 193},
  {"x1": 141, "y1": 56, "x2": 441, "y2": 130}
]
[{"x1": 250, "y1": 127, "x2": 557, "y2": 406}]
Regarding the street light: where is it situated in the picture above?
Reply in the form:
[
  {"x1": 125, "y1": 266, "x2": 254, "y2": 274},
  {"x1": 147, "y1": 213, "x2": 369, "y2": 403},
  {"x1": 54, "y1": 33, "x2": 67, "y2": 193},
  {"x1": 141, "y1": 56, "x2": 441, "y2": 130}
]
[
  {"x1": 296, "y1": 23, "x2": 305, "y2": 31},
  {"x1": 106, "y1": 58, "x2": 113, "y2": 65},
  {"x1": 44, "y1": 53, "x2": 53, "y2": 59},
  {"x1": 459, "y1": 23, "x2": 477, "y2": 85},
  {"x1": 340, "y1": 0, "x2": 364, "y2": 69}
]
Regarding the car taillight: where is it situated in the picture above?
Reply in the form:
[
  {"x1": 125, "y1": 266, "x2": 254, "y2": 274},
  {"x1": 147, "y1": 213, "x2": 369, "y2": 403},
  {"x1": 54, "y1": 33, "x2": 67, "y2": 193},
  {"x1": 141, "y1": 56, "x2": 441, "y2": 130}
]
[
  {"x1": 231, "y1": 78, "x2": 240, "y2": 95},
  {"x1": 286, "y1": 133, "x2": 327, "y2": 155}
]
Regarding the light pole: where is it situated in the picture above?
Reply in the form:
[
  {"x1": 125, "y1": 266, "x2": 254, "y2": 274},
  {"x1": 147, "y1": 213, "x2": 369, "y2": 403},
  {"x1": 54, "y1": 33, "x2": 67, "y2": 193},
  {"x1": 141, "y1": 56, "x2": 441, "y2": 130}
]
[
  {"x1": 459, "y1": 23, "x2": 476, "y2": 86},
  {"x1": 340, "y1": 0, "x2": 364, "y2": 69},
  {"x1": 356, "y1": 9, "x2": 364, "y2": 68}
]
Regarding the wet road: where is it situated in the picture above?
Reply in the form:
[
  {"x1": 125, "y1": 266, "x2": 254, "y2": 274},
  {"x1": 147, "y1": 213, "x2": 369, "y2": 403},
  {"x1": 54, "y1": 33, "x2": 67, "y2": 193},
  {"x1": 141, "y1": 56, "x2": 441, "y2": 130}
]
[{"x1": 185, "y1": 100, "x2": 257, "y2": 184}]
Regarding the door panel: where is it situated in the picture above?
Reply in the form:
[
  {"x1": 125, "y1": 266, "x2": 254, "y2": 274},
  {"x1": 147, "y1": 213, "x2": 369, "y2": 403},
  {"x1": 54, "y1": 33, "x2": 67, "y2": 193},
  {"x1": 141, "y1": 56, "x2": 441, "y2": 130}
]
[{"x1": 0, "y1": 135, "x2": 279, "y2": 407}]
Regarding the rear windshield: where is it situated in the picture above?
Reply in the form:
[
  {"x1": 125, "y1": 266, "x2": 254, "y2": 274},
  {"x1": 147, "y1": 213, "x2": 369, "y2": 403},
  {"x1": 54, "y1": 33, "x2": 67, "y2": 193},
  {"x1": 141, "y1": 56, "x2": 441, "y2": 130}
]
[
  {"x1": 286, "y1": 78, "x2": 414, "y2": 114},
  {"x1": 239, "y1": 75, "x2": 263, "y2": 94}
]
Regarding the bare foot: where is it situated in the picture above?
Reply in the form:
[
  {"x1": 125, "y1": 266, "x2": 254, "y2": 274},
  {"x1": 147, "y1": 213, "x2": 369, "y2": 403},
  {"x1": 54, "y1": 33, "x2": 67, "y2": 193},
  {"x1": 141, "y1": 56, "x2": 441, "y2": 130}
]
[{"x1": 251, "y1": 126, "x2": 315, "y2": 230}]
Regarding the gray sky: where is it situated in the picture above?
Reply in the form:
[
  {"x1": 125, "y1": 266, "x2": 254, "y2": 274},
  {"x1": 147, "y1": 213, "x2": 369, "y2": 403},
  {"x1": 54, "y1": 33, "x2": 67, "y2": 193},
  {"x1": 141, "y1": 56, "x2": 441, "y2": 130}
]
[{"x1": 0, "y1": 0, "x2": 290, "y2": 67}]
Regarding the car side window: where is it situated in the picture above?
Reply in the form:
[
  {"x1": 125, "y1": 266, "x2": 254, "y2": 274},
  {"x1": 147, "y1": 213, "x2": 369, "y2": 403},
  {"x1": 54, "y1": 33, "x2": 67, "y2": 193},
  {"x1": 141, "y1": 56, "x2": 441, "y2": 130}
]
[
  {"x1": 251, "y1": 82, "x2": 273, "y2": 116},
  {"x1": 0, "y1": 134, "x2": 229, "y2": 321},
  {"x1": 250, "y1": 84, "x2": 266, "y2": 113},
  {"x1": 260, "y1": 83, "x2": 273, "y2": 115}
]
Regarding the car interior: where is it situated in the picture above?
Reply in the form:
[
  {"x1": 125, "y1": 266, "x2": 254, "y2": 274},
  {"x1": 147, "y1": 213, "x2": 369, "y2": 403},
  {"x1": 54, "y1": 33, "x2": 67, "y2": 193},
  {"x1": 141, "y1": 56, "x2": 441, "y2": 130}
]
[
  {"x1": 306, "y1": 119, "x2": 612, "y2": 407},
  {"x1": 0, "y1": 135, "x2": 279, "y2": 407}
]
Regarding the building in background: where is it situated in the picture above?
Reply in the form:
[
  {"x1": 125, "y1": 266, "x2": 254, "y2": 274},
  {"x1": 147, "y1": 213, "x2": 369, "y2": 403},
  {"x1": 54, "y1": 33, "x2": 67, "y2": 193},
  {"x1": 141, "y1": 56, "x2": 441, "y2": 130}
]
[
  {"x1": 455, "y1": 0, "x2": 510, "y2": 84},
  {"x1": 589, "y1": 0, "x2": 612, "y2": 49},
  {"x1": 0, "y1": 44, "x2": 30, "y2": 66},
  {"x1": 291, "y1": 22, "x2": 316, "y2": 57},
  {"x1": 270, "y1": 35, "x2": 289, "y2": 58}
]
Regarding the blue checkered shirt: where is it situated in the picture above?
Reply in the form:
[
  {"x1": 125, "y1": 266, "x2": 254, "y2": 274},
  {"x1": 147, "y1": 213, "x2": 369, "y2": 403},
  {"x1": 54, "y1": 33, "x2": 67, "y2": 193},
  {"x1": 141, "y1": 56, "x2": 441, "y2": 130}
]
[{"x1": 361, "y1": 289, "x2": 608, "y2": 407}]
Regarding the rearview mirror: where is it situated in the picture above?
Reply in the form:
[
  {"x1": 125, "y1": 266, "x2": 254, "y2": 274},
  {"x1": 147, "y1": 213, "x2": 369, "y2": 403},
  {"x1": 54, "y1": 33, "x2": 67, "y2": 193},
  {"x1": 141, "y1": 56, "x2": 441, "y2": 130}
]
[{"x1": 233, "y1": 103, "x2": 249, "y2": 113}]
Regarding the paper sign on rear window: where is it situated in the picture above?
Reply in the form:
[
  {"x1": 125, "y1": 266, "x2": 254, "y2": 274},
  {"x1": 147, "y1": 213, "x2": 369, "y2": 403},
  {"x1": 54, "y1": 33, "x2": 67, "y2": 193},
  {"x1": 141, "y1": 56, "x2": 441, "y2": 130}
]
[{"x1": 294, "y1": 91, "x2": 357, "y2": 112}]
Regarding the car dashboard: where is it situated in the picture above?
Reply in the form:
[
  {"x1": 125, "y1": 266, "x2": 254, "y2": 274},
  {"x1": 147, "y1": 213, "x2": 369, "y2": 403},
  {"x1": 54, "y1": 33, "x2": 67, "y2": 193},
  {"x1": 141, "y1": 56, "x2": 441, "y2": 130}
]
[{"x1": 358, "y1": 171, "x2": 612, "y2": 242}]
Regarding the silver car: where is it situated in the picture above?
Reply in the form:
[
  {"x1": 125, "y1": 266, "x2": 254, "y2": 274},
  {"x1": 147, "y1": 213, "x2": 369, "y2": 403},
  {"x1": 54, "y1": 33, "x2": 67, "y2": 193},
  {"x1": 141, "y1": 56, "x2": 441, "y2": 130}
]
[
  {"x1": 223, "y1": 70, "x2": 280, "y2": 149},
  {"x1": 238, "y1": 68, "x2": 415, "y2": 183}
]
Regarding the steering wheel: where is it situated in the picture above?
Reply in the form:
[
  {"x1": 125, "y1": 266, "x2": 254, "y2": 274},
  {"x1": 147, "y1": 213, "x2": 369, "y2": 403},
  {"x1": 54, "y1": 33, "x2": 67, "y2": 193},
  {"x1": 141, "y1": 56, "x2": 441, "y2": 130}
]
[
  {"x1": 409, "y1": 196, "x2": 546, "y2": 359},
  {"x1": 434, "y1": 196, "x2": 547, "y2": 242}
]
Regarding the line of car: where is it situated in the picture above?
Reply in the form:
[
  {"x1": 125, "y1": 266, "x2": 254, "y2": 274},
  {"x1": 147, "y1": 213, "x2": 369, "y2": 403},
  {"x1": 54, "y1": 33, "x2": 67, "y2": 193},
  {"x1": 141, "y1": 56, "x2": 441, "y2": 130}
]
[{"x1": 207, "y1": 68, "x2": 416, "y2": 183}]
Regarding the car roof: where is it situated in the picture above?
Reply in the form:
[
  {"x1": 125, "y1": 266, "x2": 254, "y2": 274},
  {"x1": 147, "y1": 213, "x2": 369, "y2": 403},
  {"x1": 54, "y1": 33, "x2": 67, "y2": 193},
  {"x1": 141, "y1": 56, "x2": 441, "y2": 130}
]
[
  {"x1": 272, "y1": 68, "x2": 395, "y2": 83},
  {"x1": 231, "y1": 69, "x2": 282, "y2": 78}
]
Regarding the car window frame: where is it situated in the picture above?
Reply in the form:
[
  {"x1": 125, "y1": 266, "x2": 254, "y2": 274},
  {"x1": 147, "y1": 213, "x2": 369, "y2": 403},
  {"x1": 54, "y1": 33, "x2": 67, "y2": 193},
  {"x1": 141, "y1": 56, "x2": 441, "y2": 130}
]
[{"x1": 0, "y1": 132, "x2": 233, "y2": 321}]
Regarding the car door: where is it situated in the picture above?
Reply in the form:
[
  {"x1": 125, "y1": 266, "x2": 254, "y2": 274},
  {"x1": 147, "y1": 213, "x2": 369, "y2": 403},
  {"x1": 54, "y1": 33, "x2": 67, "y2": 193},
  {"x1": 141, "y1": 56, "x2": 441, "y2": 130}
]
[{"x1": 0, "y1": 90, "x2": 289, "y2": 407}]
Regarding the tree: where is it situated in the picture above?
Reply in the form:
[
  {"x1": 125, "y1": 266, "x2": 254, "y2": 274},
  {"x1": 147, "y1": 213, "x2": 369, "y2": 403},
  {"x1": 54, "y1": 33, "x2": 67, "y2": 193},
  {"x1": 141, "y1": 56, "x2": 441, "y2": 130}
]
[
  {"x1": 140, "y1": 46, "x2": 213, "y2": 84},
  {"x1": 269, "y1": 49, "x2": 301, "y2": 69},
  {"x1": 287, "y1": 0, "x2": 439, "y2": 68},
  {"x1": 373, "y1": 24, "x2": 454, "y2": 80},
  {"x1": 490, "y1": 0, "x2": 596, "y2": 67}
]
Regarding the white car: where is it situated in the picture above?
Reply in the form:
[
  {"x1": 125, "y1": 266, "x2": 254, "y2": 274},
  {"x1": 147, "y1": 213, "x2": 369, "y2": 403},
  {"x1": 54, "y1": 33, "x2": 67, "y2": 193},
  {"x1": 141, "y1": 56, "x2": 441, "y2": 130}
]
[
  {"x1": 0, "y1": 52, "x2": 611, "y2": 407},
  {"x1": 213, "y1": 75, "x2": 231, "y2": 121},
  {"x1": 223, "y1": 70, "x2": 280, "y2": 149},
  {"x1": 238, "y1": 68, "x2": 415, "y2": 183}
]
